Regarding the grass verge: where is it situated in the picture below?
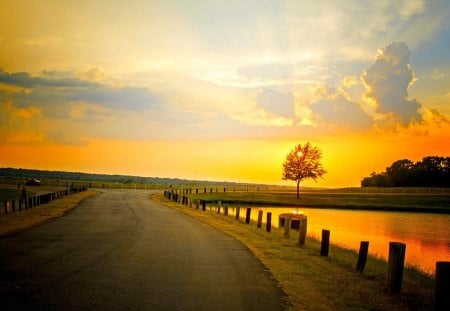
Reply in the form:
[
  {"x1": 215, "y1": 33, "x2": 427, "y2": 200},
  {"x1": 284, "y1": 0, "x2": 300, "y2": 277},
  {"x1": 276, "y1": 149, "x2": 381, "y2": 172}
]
[
  {"x1": 153, "y1": 194, "x2": 435, "y2": 310},
  {"x1": 187, "y1": 192, "x2": 450, "y2": 213},
  {"x1": 0, "y1": 190, "x2": 98, "y2": 237}
]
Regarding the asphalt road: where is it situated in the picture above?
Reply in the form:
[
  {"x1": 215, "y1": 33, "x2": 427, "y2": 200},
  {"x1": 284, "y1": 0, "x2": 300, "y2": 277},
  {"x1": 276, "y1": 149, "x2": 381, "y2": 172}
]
[{"x1": 0, "y1": 189, "x2": 288, "y2": 310}]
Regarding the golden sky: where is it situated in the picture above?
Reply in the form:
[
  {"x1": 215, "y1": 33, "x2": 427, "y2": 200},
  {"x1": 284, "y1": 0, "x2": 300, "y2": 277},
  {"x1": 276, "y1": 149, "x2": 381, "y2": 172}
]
[{"x1": 1, "y1": 0, "x2": 449, "y2": 187}]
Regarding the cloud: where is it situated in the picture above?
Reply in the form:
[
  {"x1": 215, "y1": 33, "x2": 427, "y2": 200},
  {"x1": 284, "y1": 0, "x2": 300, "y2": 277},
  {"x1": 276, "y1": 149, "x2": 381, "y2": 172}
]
[
  {"x1": 0, "y1": 69, "x2": 164, "y2": 118},
  {"x1": 256, "y1": 88, "x2": 294, "y2": 118},
  {"x1": 66, "y1": 86, "x2": 162, "y2": 111},
  {"x1": 237, "y1": 63, "x2": 292, "y2": 81},
  {"x1": 310, "y1": 94, "x2": 373, "y2": 130},
  {"x1": 429, "y1": 69, "x2": 446, "y2": 80},
  {"x1": 0, "y1": 68, "x2": 99, "y2": 88},
  {"x1": 423, "y1": 108, "x2": 449, "y2": 127},
  {"x1": 362, "y1": 42, "x2": 422, "y2": 125},
  {"x1": 398, "y1": 0, "x2": 425, "y2": 18},
  {"x1": 193, "y1": 62, "x2": 333, "y2": 88}
]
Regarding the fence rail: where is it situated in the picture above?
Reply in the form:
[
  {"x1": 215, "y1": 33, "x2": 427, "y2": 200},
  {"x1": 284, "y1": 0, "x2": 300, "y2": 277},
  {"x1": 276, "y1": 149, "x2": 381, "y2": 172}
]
[{"x1": 1, "y1": 187, "x2": 87, "y2": 216}]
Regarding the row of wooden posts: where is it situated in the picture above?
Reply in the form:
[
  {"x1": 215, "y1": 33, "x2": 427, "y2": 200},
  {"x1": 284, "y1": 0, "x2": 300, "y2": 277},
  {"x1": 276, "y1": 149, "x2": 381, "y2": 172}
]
[
  {"x1": 164, "y1": 190, "x2": 450, "y2": 309},
  {"x1": 1, "y1": 187, "x2": 87, "y2": 215}
]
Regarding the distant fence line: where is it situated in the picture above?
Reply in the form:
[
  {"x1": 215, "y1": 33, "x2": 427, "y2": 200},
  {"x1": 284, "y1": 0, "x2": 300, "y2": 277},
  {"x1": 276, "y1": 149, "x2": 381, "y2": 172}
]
[
  {"x1": 1, "y1": 187, "x2": 87, "y2": 216},
  {"x1": 161, "y1": 185, "x2": 450, "y2": 195},
  {"x1": 148, "y1": 185, "x2": 450, "y2": 194},
  {"x1": 0, "y1": 179, "x2": 161, "y2": 191},
  {"x1": 1, "y1": 178, "x2": 450, "y2": 195},
  {"x1": 163, "y1": 189, "x2": 450, "y2": 308}
]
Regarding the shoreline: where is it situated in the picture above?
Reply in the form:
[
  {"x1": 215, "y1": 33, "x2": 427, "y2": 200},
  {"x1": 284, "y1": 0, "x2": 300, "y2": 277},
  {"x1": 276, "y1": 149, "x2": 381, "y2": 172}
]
[
  {"x1": 210, "y1": 201, "x2": 450, "y2": 214},
  {"x1": 186, "y1": 191, "x2": 450, "y2": 214}
]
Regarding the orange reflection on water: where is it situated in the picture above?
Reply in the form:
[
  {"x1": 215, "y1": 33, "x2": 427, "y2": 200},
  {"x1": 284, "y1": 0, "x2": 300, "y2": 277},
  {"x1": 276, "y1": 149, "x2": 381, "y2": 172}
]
[{"x1": 249, "y1": 207, "x2": 450, "y2": 275}]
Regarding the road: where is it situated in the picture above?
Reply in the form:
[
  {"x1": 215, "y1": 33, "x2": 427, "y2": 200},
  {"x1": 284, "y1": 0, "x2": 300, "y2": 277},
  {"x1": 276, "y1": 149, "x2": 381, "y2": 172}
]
[{"x1": 0, "y1": 189, "x2": 288, "y2": 310}]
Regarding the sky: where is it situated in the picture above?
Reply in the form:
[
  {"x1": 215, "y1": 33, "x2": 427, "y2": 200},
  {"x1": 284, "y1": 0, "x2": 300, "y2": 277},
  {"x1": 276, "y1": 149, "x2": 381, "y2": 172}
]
[{"x1": 0, "y1": 0, "x2": 449, "y2": 187}]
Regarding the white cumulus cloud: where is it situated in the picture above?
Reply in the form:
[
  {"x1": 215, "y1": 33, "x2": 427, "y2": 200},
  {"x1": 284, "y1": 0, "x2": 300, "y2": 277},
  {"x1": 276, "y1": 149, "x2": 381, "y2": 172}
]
[{"x1": 363, "y1": 41, "x2": 422, "y2": 125}]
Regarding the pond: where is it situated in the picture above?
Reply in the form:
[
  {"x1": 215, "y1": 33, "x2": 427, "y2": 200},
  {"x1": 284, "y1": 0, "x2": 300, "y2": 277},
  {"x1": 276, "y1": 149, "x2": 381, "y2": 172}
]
[{"x1": 225, "y1": 205, "x2": 450, "y2": 275}]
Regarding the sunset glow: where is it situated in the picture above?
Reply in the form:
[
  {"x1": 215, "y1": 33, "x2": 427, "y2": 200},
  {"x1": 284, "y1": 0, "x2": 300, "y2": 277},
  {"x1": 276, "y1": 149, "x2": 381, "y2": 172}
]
[{"x1": 1, "y1": 0, "x2": 449, "y2": 187}]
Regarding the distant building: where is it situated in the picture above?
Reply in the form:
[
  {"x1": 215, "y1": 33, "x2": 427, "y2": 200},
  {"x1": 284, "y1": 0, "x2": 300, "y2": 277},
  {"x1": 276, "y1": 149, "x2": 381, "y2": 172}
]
[{"x1": 25, "y1": 179, "x2": 42, "y2": 186}]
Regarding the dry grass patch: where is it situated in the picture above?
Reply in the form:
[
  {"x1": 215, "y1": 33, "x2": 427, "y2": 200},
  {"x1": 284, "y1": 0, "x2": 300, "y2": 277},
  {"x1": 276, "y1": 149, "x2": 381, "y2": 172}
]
[{"x1": 0, "y1": 190, "x2": 98, "y2": 237}]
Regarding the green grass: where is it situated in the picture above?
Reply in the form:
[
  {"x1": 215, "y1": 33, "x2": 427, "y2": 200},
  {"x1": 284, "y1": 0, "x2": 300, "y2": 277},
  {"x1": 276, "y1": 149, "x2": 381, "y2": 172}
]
[
  {"x1": 0, "y1": 190, "x2": 98, "y2": 237},
  {"x1": 0, "y1": 188, "x2": 22, "y2": 201},
  {"x1": 154, "y1": 194, "x2": 435, "y2": 310},
  {"x1": 0, "y1": 187, "x2": 37, "y2": 201},
  {"x1": 186, "y1": 191, "x2": 450, "y2": 213}
]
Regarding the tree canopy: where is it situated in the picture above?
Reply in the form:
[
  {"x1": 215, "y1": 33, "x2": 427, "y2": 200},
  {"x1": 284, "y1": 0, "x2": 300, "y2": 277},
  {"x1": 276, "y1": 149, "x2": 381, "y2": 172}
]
[
  {"x1": 361, "y1": 156, "x2": 450, "y2": 187},
  {"x1": 282, "y1": 142, "x2": 326, "y2": 198}
]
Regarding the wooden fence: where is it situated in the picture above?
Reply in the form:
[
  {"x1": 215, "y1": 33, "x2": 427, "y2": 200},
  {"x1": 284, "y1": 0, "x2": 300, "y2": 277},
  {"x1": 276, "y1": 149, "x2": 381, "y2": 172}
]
[{"x1": 1, "y1": 187, "x2": 87, "y2": 216}]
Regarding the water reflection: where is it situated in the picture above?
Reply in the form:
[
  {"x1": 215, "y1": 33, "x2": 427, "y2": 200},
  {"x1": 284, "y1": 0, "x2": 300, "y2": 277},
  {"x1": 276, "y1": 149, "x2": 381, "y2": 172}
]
[{"x1": 227, "y1": 206, "x2": 450, "y2": 274}]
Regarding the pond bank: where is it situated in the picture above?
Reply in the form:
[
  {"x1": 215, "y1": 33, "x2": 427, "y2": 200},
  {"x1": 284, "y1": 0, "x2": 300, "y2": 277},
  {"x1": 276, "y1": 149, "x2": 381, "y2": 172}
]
[{"x1": 187, "y1": 191, "x2": 450, "y2": 213}]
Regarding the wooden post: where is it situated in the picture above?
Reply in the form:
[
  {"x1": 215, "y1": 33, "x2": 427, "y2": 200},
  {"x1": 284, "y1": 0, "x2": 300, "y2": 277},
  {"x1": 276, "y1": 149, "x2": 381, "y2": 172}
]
[
  {"x1": 245, "y1": 208, "x2": 251, "y2": 224},
  {"x1": 202, "y1": 200, "x2": 206, "y2": 211},
  {"x1": 298, "y1": 217, "x2": 307, "y2": 246},
  {"x1": 356, "y1": 241, "x2": 369, "y2": 273},
  {"x1": 217, "y1": 204, "x2": 221, "y2": 214},
  {"x1": 266, "y1": 212, "x2": 272, "y2": 232},
  {"x1": 257, "y1": 210, "x2": 263, "y2": 228},
  {"x1": 386, "y1": 242, "x2": 406, "y2": 294},
  {"x1": 12, "y1": 200, "x2": 16, "y2": 213},
  {"x1": 235, "y1": 206, "x2": 240, "y2": 221},
  {"x1": 224, "y1": 205, "x2": 228, "y2": 216},
  {"x1": 435, "y1": 261, "x2": 450, "y2": 310},
  {"x1": 320, "y1": 229, "x2": 330, "y2": 256},
  {"x1": 284, "y1": 216, "x2": 291, "y2": 238},
  {"x1": 196, "y1": 200, "x2": 199, "y2": 209}
]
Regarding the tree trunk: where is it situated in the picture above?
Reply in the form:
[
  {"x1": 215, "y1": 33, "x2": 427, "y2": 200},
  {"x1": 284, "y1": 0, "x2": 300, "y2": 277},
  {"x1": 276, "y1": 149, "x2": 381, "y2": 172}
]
[{"x1": 297, "y1": 180, "x2": 300, "y2": 199}]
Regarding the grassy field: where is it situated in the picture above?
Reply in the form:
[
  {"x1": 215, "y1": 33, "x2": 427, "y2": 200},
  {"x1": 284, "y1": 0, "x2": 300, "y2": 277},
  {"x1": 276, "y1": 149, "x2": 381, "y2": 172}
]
[
  {"x1": 0, "y1": 186, "x2": 42, "y2": 201},
  {"x1": 0, "y1": 190, "x2": 98, "y2": 237},
  {"x1": 0, "y1": 188, "x2": 22, "y2": 201},
  {"x1": 154, "y1": 194, "x2": 436, "y2": 310},
  {"x1": 185, "y1": 191, "x2": 450, "y2": 213}
]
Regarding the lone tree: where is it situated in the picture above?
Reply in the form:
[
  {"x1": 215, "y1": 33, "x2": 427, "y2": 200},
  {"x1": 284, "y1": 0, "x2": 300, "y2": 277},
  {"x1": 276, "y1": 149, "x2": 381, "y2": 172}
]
[{"x1": 282, "y1": 142, "x2": 326, "y2": 198}]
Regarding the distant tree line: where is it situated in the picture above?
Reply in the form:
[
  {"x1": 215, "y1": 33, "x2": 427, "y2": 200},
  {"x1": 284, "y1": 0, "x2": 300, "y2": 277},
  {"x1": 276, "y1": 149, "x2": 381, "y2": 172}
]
[
  {"x1": 361, "y1": 156, "x2": 450, "y2": 187},
  {"x1": 0, "y1": 167, "x2": 236, "y2": 187}
]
